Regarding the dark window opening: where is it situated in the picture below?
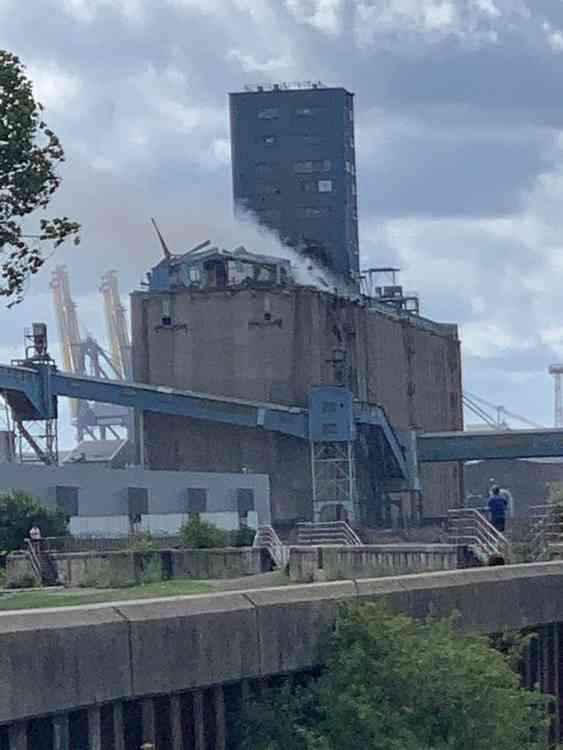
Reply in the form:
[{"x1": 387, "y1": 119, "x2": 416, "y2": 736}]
[{"x1": 187, "y1": 488, "x2": 208, "y2": 514}]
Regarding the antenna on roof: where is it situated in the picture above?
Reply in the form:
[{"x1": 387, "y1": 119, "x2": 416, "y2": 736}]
[{"x1": 151, "y1": 218, "x2": 172, "y2": 260}]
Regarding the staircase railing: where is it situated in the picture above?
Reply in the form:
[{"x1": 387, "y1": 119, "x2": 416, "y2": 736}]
[
  {"x1": 528, "y1": 504, "x2": 563, "y2": 561},
  {"x1": 253, "y1": 526, "x2": 289, "y2": 569},
  {"x1": 296, "y1": 521, "x2": 362, "y2": 547},
  {"x1": 447, "y1": 508, "x2": 509, "y2": 563},
  {"x1": 25, "y1": 538, "x2": 43, "y2": 584}
]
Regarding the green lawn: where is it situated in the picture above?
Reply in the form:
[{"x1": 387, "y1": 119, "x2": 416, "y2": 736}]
[{"x1": 0, "y1": 578, "x2": 213, "y2": 611}]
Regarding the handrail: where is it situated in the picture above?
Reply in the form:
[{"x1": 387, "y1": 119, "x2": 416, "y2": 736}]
[
  {"x1": 296, "y1": 521, "x2": 362, "y2": 546},
  {"x1": 447, "y1": 509, "x2": 509, "y2": 562},
  {"x1": 25, "y1": 538, "x2": 42, "y2": 584},
  {"x1": 253, "y1": 526, "x2": 289, "y2": 568},
  {"x1": 528, "y1": 503, "x2": 563, "y2": 561}
]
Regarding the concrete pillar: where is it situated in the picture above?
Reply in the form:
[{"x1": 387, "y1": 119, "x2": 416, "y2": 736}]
[
  {"x1": 52, "y1": 714, "x2": 70, "y2": 750},
  {"x1": 193, "y1": 689, "x2": 206, "y2": 750},
  {"x1": 170, "y1": 694, "x2": 184, "y2": 750},
  {"x1": 88, "y1": 706, "x2": 102, "y2": 750},
  {"x1": 113, "y1": 702, "x2": 125, "y2": 750},
  {"x1": 8, "y1": 723, "x2": 28, "y2": 750},
  {"x1": 142, "y1": 698, "x2": 157, "y2": 747},
  {"x1": 214, "y1": 686, "x2": 226, "y2": 750}
]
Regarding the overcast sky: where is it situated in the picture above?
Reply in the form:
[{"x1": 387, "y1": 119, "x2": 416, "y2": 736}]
[{"x1": 2, "y1": 0, "x2": 563, "y2": 445}]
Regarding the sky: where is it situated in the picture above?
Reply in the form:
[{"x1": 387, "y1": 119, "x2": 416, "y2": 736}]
[{"x1": 2, "y1": 0, "x2": 563, "y2": 446}]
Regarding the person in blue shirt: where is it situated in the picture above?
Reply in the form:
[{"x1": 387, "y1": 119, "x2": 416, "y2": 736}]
[{"x1": 488, "y1": 486, "x2": 508, "y2": 532}]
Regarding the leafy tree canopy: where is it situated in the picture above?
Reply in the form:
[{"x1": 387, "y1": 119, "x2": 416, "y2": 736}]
[
  {"x1": 180, "y1": 514, "x2": 228, "y2": 549},
  {"x1": 0, "y1": 50, "x2": 79, "y2": 304},
  {"x1": 0, "y1": 491, "x2": 68, "y2": 555},
  {"x1": 238, "y1": 603, "x2": 547, "y2": 750}
]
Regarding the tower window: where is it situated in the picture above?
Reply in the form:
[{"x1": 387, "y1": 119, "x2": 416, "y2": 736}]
[
  {"x1": 263, "y1": 135, "x2": 277, "y2": 145},
  {"x1": 258, "y1": 108, "x2": 279, "y2": 120},
  {"x1": 318, "y1": 180, "x2": 333, "y2": 193}
]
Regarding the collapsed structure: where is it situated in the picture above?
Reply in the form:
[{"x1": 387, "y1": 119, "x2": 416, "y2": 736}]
[{"x1": 132, "y1": 241, "x2": 463, "y2": 526}]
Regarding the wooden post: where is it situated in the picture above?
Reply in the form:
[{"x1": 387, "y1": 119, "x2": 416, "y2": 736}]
[
  {"x1": 554, "y1": 624, "x2": 561, "y2": 743},
  {"x1": 214, "y1": 686, "x2": 226, "y2": 750},
  {"x1": 142, "y1": 698, "x2": 157, "y2": 747},
  {"x1": 8, "y1": 723, "x2": 28, "y2": 750},
  {"x1": 193, "y1": 690, "x2": 206, "y2": 750},
  {"x1": 88, "y1": 706, "x2": 102, "y2": 750},
  {"x1": 113, "y1": 702, "x2": 125, "y2": 750},
  {"x1": 170, "y1": 694, "x2": 184, "y2": 750},
  {"x1": 52, "y1": 714, "x2": 70, "y2": 750}
]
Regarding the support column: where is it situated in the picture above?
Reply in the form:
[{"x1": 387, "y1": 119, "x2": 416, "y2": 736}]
[
  {"x1": 113, "y1": 702, "x2": 125, "y2": 750},
  {"x1": 142, "y1": 698, "x2": 156, "y2": 747},
  {"x1": 88, "y1": 706, "x2": 102, "y2": 750},
  {"x1": 52, "y1": 715, "x2": 70, "y2": 750},
  {"x1": 214, "y1": 686, "x2": 226, "y2": 750},
  {"x1": 8, "y1": 723, "x2": 28, "y2": 750},
  {"x1": 170, "y1": 694, "x2": 184, "y2": 750},
  {"x1": 193, "y1": 689, "x2": 206, "y2": 750}
]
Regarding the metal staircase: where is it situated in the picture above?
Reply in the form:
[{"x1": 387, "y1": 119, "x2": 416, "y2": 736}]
[
  {"x1": 447, "y1": 508, "x2": 509, "y2": 564},
  {"x1": 25, "y1": 539, "x2": 59, "y2": 586},
  {"x1": 253, "y1": 526, "x2": 289, "y2": 569},
  {"x1": 296, "y1": 521, "x2": 362, "y2": 546}
]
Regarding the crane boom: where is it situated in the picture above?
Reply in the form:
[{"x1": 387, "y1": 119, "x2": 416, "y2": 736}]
[{"x1": 100, "y1": 271, "x2": 132, "y2": 380}]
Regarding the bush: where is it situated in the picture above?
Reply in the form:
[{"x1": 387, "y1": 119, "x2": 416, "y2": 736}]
[
  {"x1": 230, "y1": 526, "x2": 256, "y2": 547},
  {"x1": 128, "y1": 531, "x2": 156, "y2": 552},
  {"x1": 238, "y1": 603, "x2": 548, "y2": 750},
  {"x1": 0, "y1": 491, "x2": 68, "y2": 555},
  {"x1": 180, "y1": 515, "x2": 227, "y2": 549},
  {"x1": 7, "y1": 572, "x2": 38, "y2": 589}
]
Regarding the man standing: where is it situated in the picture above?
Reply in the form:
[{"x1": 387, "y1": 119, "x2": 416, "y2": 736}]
[
  {"x1": 488, "y1": 486, "x2": 508, "y2": 533},
  {"x1": 29, "y1": 523, "x2": 41, "y2": 553}
]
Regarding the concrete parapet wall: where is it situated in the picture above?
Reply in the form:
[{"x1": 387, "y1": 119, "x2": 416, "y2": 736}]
[
  {"x1": 169, "y1": 547, "x2": 268, "y2": 579},
  {"x1": 6, "y1": 547, "x2": 269, "y2": 588},
  {"x1": 2, "y1": 562, "x2": 563, "y2": 725},
  {"x1": 288, "y1": 544, "x2": 459, "y2": 583}
]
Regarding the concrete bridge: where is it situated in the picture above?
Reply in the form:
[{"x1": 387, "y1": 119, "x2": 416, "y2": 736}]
[{"x1": 2, "y1": 562, "x2": 563, "y2": 749}]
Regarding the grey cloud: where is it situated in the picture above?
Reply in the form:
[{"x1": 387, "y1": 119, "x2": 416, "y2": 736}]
[{"x1": 3, "y1": 0, "x2": 563, "y2": 431}]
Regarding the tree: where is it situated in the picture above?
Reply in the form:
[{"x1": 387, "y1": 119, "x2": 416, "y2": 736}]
[
  {"x1": 0, "y1": 491, "x2": 68, "y2": 555},
  {"x1": 180, "y1": 514, "x2": 227, "y2": 548},
  {"x1": 0, "y1": 50, "x2": 79, "y2": 304},
  {"x1": 238, "y1": 603, "x2": 547, "y2": 750}
]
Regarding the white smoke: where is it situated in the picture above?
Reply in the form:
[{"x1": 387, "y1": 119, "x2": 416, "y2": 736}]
[{"x1": 174, "y1": 209, "x2": 358, "y2": 298}]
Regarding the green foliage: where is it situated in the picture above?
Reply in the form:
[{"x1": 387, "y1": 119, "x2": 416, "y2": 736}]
[
  {"x1": 138, "y1": 553, "x2": 161, "y2": 584},
  {"x1": 7, "y1": 572, "x2": 37, "y2": 589},
  {"x1": 239, "y1": 603, "x2": 547, "y2": 750},
  {"x1": 230, "y1": 526, "x2": 256, "y2": 547},
  {"x1": 127, "y1": 531, "x2": 156, "y2": 552},
  {"x1": 180, "y1": 515, "x2": 227, "y2": 549},
  {"x1": 0, "y1": 491, "x2": 68, "y2": 554},
  {"x1": 0, "y1": 50, "x2": 80, "y2": 304}
]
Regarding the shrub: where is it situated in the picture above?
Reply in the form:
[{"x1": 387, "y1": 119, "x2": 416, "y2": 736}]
[
  {"x1": 238, "y1": 603, "x2": 548, "y2": 750},
  {"x1": 180, "y1": 515, "x2": 227, "y2": 549},
  {"x1": 230, "y1": 526, "x2": 256, "y2": 547},
  {"x1": 0, "y1": 491, "x2": 68, "y2": 555},
  {"x1": 7, "y1": 572, "x2": 38, "y2": 589}
]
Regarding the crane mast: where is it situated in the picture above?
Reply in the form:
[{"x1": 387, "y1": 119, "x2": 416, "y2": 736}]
[{"x1": 100, "y1": 271, "x2": 132, "y2": 380}]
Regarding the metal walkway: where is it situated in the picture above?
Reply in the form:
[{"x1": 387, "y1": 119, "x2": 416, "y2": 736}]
[{"x1": 0, "y1": 362, "x2": 409, "y2": 480}]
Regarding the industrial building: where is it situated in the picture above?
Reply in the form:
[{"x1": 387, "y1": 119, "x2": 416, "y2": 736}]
[
  {"x1": 0, "y1": 84, "x2": 473, "y2": 533},
  {"x1": 132, "y1": 241, "x2": 463, "y2": 526},
  {"x1": 229, "y1": 83, "x2": 359, "y2": 279}
]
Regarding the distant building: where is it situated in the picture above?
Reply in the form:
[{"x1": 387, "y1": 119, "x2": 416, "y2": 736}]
[{"x1": 229, "y1": 83, "x2": 360, "y2": 279}]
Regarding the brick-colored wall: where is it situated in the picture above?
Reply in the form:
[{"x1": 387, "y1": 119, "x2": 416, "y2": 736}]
[{"x1": 132, "y1": 287, "x2": 463, "y2": 520}]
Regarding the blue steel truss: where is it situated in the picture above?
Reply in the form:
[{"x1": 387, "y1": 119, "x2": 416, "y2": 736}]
[{"x1": 0, "y1": 362, "x2": 410, "y2": 479}]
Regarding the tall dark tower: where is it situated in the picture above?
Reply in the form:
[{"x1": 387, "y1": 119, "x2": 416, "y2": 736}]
[{"x1": 229, "y1": 83, "x2": 359, "y2": 279}]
